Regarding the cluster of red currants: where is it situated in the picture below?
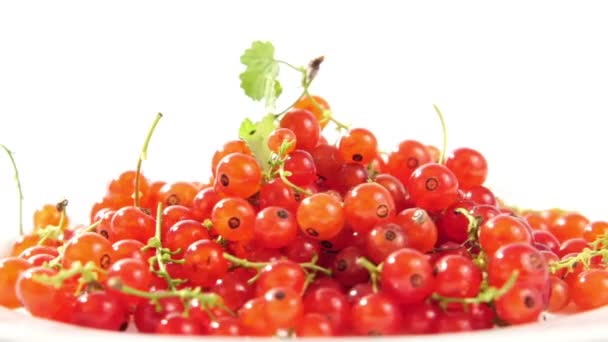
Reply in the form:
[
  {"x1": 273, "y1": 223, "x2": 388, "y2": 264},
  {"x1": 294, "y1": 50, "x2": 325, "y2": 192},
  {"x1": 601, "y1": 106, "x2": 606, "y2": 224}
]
[{"x1": 1, "y1": 93, "x2": 608, "y2": 337}]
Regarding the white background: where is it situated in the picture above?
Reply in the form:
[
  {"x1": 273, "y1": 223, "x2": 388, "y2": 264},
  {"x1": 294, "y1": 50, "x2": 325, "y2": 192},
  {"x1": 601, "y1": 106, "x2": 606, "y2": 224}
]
[{"x1": 1, "y1": 0, "x2": 607, "y2": 241}]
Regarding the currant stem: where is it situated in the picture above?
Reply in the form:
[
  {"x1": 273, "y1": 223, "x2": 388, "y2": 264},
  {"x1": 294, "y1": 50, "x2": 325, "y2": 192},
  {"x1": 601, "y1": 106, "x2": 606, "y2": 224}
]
[
  {"x1": 300, "y1": 254, "x2": 332, "y2": 276},
  {"x1": 431, "y1": 270, "x2": 519, "y2": 307},
  {"x1": 84, "y1": 219, "x2": 103, "y2": 232},
  {"x1": 107, "y1": 278, "x2": 234, "y2": 317},
  {"x1": 149, "y1": 202, "x2": 181, "y2": 290},
  {"x1": 276, "y1": 60, "x2": 304, "y2": 74},
  {"x1": 56, "y1": 199, "x2": 69, "y2": 230},
  {"x1": 356, "y1": 257, "x2": 382, "y2": 293},
  {"x1": 33, "y1": 261, "x2": 106, "y2": 291},
  {"x1": 223, "y1": 253, "x2": 268, "y2": 270},
  {"x1": 549, "y1": 248, "x2": 608, "y2": 274},
  {"x1": 134, "y1": 113, "x2": 163, "y2": 208},
  {"x1": 432, "y1": 104, "x2": 448, "y2": 165},
  {"x1": 304, "y1": 90, "x2": 349, "y2": 131},
  {"x1": 277, "y1": 168, "x2": 312, "y2": 196},
  {"x1": 0, "y1": 144, "x2": 24, "y2": 235},
  {"x1": 455, "y1": 207, "x2": 482, "y2": 244}
]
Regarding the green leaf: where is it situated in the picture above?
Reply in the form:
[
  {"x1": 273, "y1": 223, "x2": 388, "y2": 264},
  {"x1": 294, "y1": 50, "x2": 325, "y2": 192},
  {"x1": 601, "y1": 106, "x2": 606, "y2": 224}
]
[
  {"x1": 239, "y1": 41, "x2": 282, "y2": 111},
  {"x1": 238, "y1": 113, "x2": 277, "y2": 174}
]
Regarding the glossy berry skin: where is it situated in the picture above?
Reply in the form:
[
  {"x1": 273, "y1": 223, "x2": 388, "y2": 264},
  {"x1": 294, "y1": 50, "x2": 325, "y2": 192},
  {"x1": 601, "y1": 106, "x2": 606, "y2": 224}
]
[
  {"x1": 110, "y1": 206, "x2": 156, "y2": 244},
  {"x1": 479, "y1": 214, "x2": 532, "y2": 256},
  {"x1": 583, "y1": 220, "x2": 608, "y2": 244},
  {"x1": 263, "y1": 286, "x2": 304, "y2": 331},
  {"x1": 191, "y1": 187, "x2": 222, "y2": 222},
  {"x1": 296, "y1": 313, "x2": 334, "y2": 337},
  {"x1": 532, "y1": 230, "x2": 561, "y2": 255},
  {"x1": 156, "y1": 312, "x2": 204, "y2": 335},
  {"x1": 211, "y1": 268, "x2": 255, "y2": 312},
  {"x1": 157, "y1": 181, "x2": 199, "y2": 208},
  {"x1": 253, "y1": 206, "x2": 297, "y2": 249},
  {"x1": 303, "y1": 286, "x2": 350, "y2": 334},
  {"x1": 111, "y1": 239, "x2": 154, "y2": 263},
  {"x1": 558, "y1": 238, "x2": 589, "y2": 258},
  {"x1": 256, "y1": 260, "x2": 307, "y2": 296},
  {"x1": 15, "y1": 267, "x2": 62, "y2": 319},
  {"x1": 365, "y1": 222, "x2": 409, "y2": 264},
  {"x1": 211, "y1": 140, "x2": 251, "y2": 176},
  {"x1": 495, "y1": 286, "x2": 544, "y2": 324},
  {"x1": 401, "y1": 302, "x2": 441, "y2": 334},
  {"x1": 106, "y1": 258, "x2": 151, "y2": 307},
  {"x1": 183, "y1": 240, "x2": 228, "y2": 288},
  {"x1": 380, "y1": 248, "x2": 435, "y2": 305},
  {"x1": 258, "y1": 178, "x2": 297, "y2": 213},
  {"x1": 294, "y1": 94, "x2": 331, "y2": 128},
  {"x1": 547, "y1": 275, "x2": 570, "y2": 312},
  {"x1": 332, "y1": 246, "x2": 369, "y2": 288},
  {"x1": 350, "y1": 293, "x2": 401, "y2": 336},
  {"x1": 487, "y1": 242, "x2": 549, "y2": 307},
  {"x1": 134, "y1": 297, "x2": 185, "y2": 333},
  {"x1": 338, "y1": 128, "x2": 378, "y2": 165},
  {"x1": 334, "y1": 163, "x2": 368, "y2": 195},
  {"x1": 33, "y1": 203, "x2": 70, "y2": 230},
  {"x1": 164, "y1": 219, "x2": 210, "y2": 258},
  {"x1": 214, "y1": 152, "x2": 262, "y2": 199},
  {"x1": 373, "y1": 173, "x2": 411, "y2": 212},
  {"x1": 62, "y1": 232, "x2": 113, "y2": 270},
  {"x1": 160, "y1": 205, "x2": 196, "y2": 240},
  {"x1": 72, "y1": 291, "x2": 130, "y2": 331},
  {"x1": 267, "y1": 128, "x2": 297, "y2": 154},
  {"x1": 18, "y1": 246, "x2": 58, "y2": 260},
  {"x1": 570, "y1": 269, "x2": 608, "y2": 311},
  {"x1": 445, "y1": 147, "x2": 488, "y2": 188},
  {"x1": 296, "y1": 193, "x2": 345, "y2": 240},
  {"x1": 344, "y1": 182, "x2": 396, "y2": 234},
  {"x1": 284, "y1": 149, "x2": 318, "y2": 186},
  {"x1": 433, "y1": 255, "x2": 482, "y2": 298},
  {"x1": 407, "y1": 163, "x2": 459, "y2": 212},
  {"x1": 211, "y1": 197, "x2": 256, "y2": 242},
  {"x1": 393, "y1": 208, "x2": 438, "y2": 253},
  {"x1": 548, "y1": 212, "x2": 589, "y2": 243},
  {"x1": 386, "y1": 140, "x2": 432, "y2": 185},
  {"x1": 436, "y1": 200, "x2": 475, "y2": 244},
  {"x1": 280, "y1": 109, "x2": 321, "y2": 151},
  {"x1": 0, "y1": 257, "x2": 31, "y2": 308},
  {"x1": 311, "y1": 144, "x2": 344, "y2": 188},
  {"x1": 238, "y1": 297, "x2": 275, "y2": 336},
  {"x1": 463, "y1": 185, "x2": 496, "y2": 206}
]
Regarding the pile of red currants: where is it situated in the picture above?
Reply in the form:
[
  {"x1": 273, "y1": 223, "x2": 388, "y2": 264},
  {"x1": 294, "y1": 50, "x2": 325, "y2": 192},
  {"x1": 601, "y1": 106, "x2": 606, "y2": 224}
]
[{"x1": 1, "y1": 42, "x2": 607, "y2": 337}]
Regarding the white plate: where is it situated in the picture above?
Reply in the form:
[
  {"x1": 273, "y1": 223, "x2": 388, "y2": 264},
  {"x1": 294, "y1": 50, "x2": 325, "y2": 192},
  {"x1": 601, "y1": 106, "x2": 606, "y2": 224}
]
[
  {"x1": 1, "y1": 229, "x2": 607, "y2": 342},
  {"x1": 0, "y1": 301, "x2": 607, "y2": 342}
]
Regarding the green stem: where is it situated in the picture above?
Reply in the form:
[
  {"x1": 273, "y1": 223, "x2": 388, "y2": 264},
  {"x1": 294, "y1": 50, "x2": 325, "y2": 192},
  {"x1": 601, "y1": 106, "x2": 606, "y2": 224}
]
[
  {"x1": 107, "y1": 278, "x2": 235, "y2": 317},
  {"x1": 224, "y1": 253, "x2": 332, "y2": 284},
  {"x1": 33, "y1": 261, "x2": 106, "y2": 291},
  {"x1": 431, "y1": 270, "x2": 519, "y2": 307},
  {"x1": 223, "y1": 253, "x2": 268, "y2": 270},
  {"x1": 275, "y1": 89, "x2": 307, "y2": 118},
  {"x1": 455, "y1": 207, "x2": 482, "y2": 243},
  {"x1": 0, "y1": 144, "x2": 24, "y2": 235},
  {"x1": 277, "y1": 168, "x2": 312, "y2": 196},
  {"x1": 150, "y1": 202, "x2": 180, "y2": 290},
  {"x1": 356, "y1": 257, "x2": 382, "y2": 293},
  {"x1": 303, "y1": 90, "x2": 349, "y2": 131},
  {"x1": 85, "y1": 219, "x2": 103, "y2": 232},
  {"x1": 56, "y1": 199, "x2": 68, "y2": 229},
  {"x1": 432, "y1": 104, "x2": 448, "y2": 164},
  {"x1": 135, "y1": 113, "x2": 163, "y2": 207},
  {"x1": 276, "y1": 60, "x2": 305, "y2": 74},
  {"x1": 550, "y1": 248, "x2": 608, "y2": 274}
]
